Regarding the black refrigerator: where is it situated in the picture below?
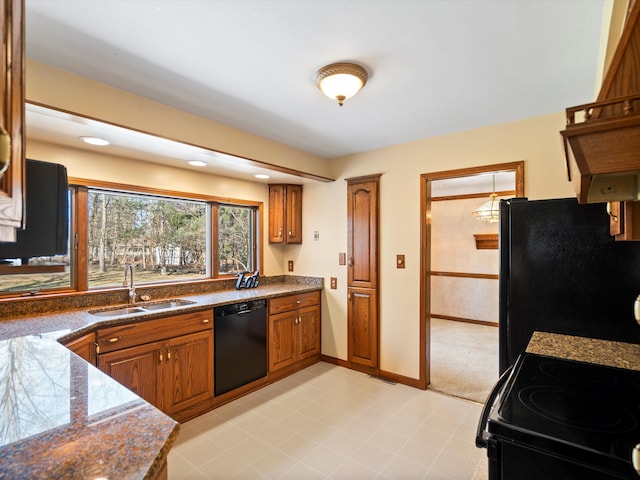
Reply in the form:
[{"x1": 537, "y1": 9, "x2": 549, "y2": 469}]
[{"x1": 498, "y1": 197, "x2": 640, "y2": 373}]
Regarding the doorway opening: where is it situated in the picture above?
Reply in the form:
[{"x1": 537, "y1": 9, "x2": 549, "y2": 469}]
[{"x1": 419, "y1": 162, "x2": 524, "y2": 402}]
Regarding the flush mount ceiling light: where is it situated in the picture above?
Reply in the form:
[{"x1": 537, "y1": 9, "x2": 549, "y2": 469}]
[
  {"x1": 472, "y1": 175, "x2": 500, "y2": 223},
  {"x1": 255, "y1": 174, "x2": 270, "y2": 179},
  {"x1": 315, "y1": 62, "x2": 368, "y2": 106},
  {"x1": 81, "y1": 136, "x2": 109, "y2": 146}
]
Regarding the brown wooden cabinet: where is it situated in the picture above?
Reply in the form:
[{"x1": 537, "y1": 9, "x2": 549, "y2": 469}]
[
  {"x1": 269, "y1": 184, "x2": 302, "y2": 244},
  {"x1": 347, "y1": 175, "x2": 380, "y2": 374},
  {"x1": 608, "y1": 200, "x2": 640, "y2": 240},
  {"x1": 96, "y1": 309, "x2": 214, "y2": 422},
  {"x1": 268, "y1": 291, "x2": 320, "y2": 374},
  {"x1": 63, "y1": 332, "x2": 96, "y2": 365},
  {"x1": 347, "y1": 287, "x2": 378, "y2": 369},
  {"x1": 0, "y1": 0, "x2": 25, "y2": 241}
]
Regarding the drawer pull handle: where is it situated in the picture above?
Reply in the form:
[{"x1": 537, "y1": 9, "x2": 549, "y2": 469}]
[
  {"x1": 202, "y1": 318, "x2": 210, "y2": 324},
  {"x1": 167, "y1": 349, "x2": 171, "y2": 362},
  {"x1": 106, "y1": 337, "x2": 120, "y2": 343},
  {"x1": 296, "y1": 300, "x2": 301, "y2": 304},
  {"x1": 159, "y1": 350, "x2": 163, "y2": 363}
]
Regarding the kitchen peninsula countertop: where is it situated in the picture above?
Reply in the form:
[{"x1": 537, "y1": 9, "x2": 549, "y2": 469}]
[
  {"x1": 526, "y1": 331, "x2": 640, "y2": 371},
  {"x1": 0, "y1": 276, "x2": 323, "y2": 479}
]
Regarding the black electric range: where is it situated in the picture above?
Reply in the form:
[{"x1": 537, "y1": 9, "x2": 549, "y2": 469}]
[{"x1": 477, "y1": 353, "x2": 640, "y2": 480}]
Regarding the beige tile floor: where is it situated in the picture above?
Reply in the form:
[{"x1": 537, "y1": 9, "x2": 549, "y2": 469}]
[{"x1": 168, "y1": 362, "x2": 485, "y2": 479}]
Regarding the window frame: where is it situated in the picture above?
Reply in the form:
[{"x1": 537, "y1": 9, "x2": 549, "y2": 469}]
[{"x1": 0, "y1": 178, "x2": 263, "y2": 298}]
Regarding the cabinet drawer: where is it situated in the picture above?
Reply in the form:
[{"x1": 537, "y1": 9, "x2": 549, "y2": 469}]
[
  {"x1": 268, "y1": 291, "x2": 320, "y2": 315},
  {"x1": 96, "y1": 309, "x2": 212, "y2": 354}
]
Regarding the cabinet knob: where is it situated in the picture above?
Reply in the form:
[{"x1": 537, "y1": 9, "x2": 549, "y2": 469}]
[
  {"x1": 348, "y1": 257, "x2": 354, "y2": 267},
  {"x1": 159, "y1": 350, "x2": 164, "y2": 363},
  {"x1": 278, "y1": 228, "x2": 283, "y2": 238},
  {"x1": 167, "y1": 348, "x2": 171, "y2": 362},
  {"x1": 94, "y1": 342, "x2": 100, "y2": 355},
  {"x1": 202, "y1": 318, "x2": 210, "y2": 324}
]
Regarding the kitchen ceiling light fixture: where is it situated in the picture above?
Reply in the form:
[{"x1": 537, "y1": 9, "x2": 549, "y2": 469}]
[
  {"x1": 255, "y1": 174, "x2": 270, "y2": 179},
  {"x1": 472, "y1": 174, "x2": 500, "y2": 223},
  {"x1": 81, "y1": 136, "x2": 109, "y2": 146},
  {"x1": 315, "y1": 62, "x2": 368, "y2": 106},
  {"x1": 188, "y1": 160, "x2": 207, "y2": 167}
]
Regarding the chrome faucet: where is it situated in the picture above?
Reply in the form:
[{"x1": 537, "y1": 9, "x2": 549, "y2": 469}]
[{"x1": 123, "y1": 263, "x2": 136, "y2": 304}]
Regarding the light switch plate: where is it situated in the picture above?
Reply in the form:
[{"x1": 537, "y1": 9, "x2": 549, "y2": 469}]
[
  {"x1": 339, "y1": 253, "x2": 346, "y2": 265},
  {"x1": 396, "y1": 254, "x2": 405, "y2": 269}
]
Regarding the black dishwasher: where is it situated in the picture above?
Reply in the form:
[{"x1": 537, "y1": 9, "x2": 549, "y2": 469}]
[{"x1": 214, "y1": 299, "x2": 267, "y2": 396}]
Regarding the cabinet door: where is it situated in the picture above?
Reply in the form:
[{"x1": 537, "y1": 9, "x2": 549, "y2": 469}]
[
  {"x1": 163, "y1": 330, "x2": 213, "y2": 416},
  {"x1": 268, "y1": 311, "x2": 297, "y2": 372},
  {"x1": 0, "y1": 0, "x2": 25, "y2": 241},
  {"x1": 64, "y1": 333, "x2": 96, "y2": 365},
  {"x1": 97, "y1": 342, "x2": 161, "y2": 409},
  {"x1": 347, "y1": 178, "x2": 378, "y2": 288},
  {"x1": 297, "y1": 305, "x2": 320, "y2": 360},
  {"x1": 269, "y1": 184, "x2": 286, "y2": 243},
  {"x1": 347, "y1": 287, "x2": 378, "y2": 369},
  {"x1": 286, "y1": 184, "x2": 303, "y2": 244}
]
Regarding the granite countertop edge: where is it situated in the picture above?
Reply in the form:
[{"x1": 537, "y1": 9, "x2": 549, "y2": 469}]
[
  {"x1": 0, "y1": 276, "x2": 324, "y2": 343},
  {"x1": 526, "y1": 331, "x2": 640, "y2": 371},
  {"x1": 0, "y1": 276, "x2": 322, "y2": 479}
]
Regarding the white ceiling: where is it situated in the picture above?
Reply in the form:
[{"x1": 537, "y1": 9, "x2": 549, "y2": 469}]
[{"x1": 25, "y1": 0, "x2": 605, "y2": 176}]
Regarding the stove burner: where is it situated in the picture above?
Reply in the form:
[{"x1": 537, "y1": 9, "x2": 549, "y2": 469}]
[
  {"x1": 539, "y1": 360, "x2": 618, "y2": 388},
  {"x1": 518, "y1": 386, "x2": 638, "y2": 434}
]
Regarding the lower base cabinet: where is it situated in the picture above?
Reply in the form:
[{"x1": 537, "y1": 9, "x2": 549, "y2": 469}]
[
  {"x1": 268, "y1": 291, "x2": 321, "y2": 374},
  {"x1": 96, "y1": 310, "x2": 214, "y2": 422}
]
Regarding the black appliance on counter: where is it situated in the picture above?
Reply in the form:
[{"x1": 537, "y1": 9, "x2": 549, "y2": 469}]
[
  {"x1": 0, "y1": 159, "x2": 68, "y2": 260},
  {"x1": 477, "y1": 353, "x2": 640, "y2": 479},
  {"x1": 498, "y1": 198, "x2": 640, "y2": 373},
  {"x1": 214, "y1": 299, "x2": 267, "y2": 396}
]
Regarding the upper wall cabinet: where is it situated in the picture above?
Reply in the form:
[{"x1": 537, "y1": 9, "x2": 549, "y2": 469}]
[
  {"x1": 0, "y1": 0, "x2": 25, "y2": 242},
  {"x1": 268, "y1": 184, "x2": 302, "y2": 244},
  {"x1": 561, "y1": 1, "x2": 640, "y2": 205}
]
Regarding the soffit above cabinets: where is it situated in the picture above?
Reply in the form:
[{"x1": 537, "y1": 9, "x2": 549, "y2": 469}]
[{"x1": 25, "y1": 103, "x2": 320, "y2": 184}]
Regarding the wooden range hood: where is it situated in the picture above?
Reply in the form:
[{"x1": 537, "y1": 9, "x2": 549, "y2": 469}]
[{"x1": 561, "y1": 1, "x2": 640, "y2": 204}]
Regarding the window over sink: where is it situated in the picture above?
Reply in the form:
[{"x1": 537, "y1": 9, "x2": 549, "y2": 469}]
[{"x1": 0, "y1": 181, "x2": 261, "y2": 296}]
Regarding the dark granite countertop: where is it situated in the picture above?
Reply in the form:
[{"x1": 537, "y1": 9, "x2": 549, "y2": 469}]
[
  {"x1": 526, "y1": 331, "x2": 640, "y2": 371},
  {"x1": 0, "y1": 276, "x2": 323, "y2": 479}
]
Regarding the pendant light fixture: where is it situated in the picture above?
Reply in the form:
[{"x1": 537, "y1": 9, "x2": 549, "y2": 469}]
[
  {"x1": 472, "y1": 174, "x2": 500, "y2": 223},
  {"x1": 315, "y1": 62, "x2": 368, "y2": 106}
]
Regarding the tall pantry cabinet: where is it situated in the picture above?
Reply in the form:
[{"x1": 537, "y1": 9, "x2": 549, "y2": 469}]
[{"x1": 347, "y1": 175, "x2": 380, "y2": 374}]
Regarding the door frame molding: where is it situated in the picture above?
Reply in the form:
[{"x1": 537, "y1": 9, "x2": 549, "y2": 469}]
[{"x1": 418, "y1": 161, "x2": 524, "y2": 389}]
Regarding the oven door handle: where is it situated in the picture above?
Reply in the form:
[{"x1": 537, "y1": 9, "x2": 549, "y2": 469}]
[{"x1": 475, "y1": 364, "x2": 514, "y2": 448}]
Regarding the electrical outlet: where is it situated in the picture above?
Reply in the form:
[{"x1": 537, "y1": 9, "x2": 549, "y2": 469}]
[
  {"x1": 288, "y1": 260, "x2": 294, "y2": 272},
  {"x1": 330, "y1": 277, "x2": 337, "y2": 289}
]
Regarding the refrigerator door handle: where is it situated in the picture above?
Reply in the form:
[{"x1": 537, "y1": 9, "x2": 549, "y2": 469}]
[{"x1": 476, "y1": 364, "x2": 514, "y2": 448}]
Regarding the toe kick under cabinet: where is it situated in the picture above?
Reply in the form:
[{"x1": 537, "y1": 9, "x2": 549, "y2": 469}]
[
  {"x1": 268, "y1": 291, "x2": 321, "y2": 377},
  {"x1": 96, "y1": 309, "x2": 214, "y2": 423}
]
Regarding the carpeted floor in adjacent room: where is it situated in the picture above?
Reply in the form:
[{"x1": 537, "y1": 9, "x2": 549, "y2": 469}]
[{"x1": 428, "y1": 318, "x2": 499, "y2": 405}]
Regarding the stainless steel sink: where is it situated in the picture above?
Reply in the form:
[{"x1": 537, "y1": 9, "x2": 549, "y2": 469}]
[
  {"x1": 89, "y1": 306, "x2": 147, "y2": 317},
  {"x1": 89, "y1": 298, "x2": 197, "y2": 317},
  {"x1": 138, "y1": 299, "x2": 197, "y2": 311}
]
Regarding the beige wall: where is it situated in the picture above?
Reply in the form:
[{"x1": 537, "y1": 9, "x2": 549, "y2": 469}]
[
  {"x1": 431, "y1": 197, "x2": 499, "y2": 324},
  {"x1": 298, "y1": 113, "x2": 575, "y2": 379},
  {"x1": 26, "y1": 59, "x2": 578, "y2": 382}
]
